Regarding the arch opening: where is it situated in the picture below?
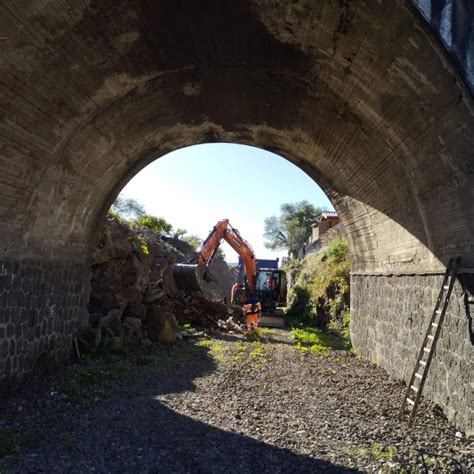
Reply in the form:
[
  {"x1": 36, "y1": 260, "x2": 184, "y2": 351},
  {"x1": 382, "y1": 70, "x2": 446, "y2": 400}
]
[{"x1": 0, "y1": 0, "x2": 472, "y2": 433}]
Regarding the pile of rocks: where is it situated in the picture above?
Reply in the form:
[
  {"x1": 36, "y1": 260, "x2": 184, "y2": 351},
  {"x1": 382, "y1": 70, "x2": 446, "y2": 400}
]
[{"x1": 87, "y1": 217, "x2": 239, "y2": 345}]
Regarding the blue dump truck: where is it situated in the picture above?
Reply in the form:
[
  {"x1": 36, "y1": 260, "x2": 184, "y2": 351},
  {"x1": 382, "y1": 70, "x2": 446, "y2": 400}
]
[{"x1": 235, "y1": 257, "x2": 287, "y2": 312}]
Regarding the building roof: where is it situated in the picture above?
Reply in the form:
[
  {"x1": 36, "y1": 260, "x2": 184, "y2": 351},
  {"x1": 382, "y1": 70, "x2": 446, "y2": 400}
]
[
  {"x1": 320, "y1": 211, "x2": 338, "y2": 220},
  {"x1": 311, "y1": 211, "x2": 339, "y2": 227}
]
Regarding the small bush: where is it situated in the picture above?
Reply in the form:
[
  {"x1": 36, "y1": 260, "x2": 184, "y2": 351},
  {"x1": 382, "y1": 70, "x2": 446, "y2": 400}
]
[{"x1": 131, "y1": 215, "x2": 172, "y2": 234}]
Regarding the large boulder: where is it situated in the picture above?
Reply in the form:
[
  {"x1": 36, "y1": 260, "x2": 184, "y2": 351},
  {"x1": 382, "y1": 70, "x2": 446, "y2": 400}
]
[
  {"x1": 88, "y1": 216, "x2": 240, "y2": 344},
  {"x1": 144, "y1": 304, "x2": 178, "y2": 343},
  {"x1": 88, "y1": 218, "x2": 151, "y2": 315}
]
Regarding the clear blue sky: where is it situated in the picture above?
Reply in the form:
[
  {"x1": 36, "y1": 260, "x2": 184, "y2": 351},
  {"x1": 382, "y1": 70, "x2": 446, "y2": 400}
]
[{"x1": 120, "y1": 144, "x2": 334, "y2": 262}]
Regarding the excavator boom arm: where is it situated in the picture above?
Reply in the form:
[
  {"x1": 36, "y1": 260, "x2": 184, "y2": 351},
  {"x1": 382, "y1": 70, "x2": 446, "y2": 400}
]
[
  {"x1": 197, "y1": 219, "x2": 230, "y2": 264},
  {"x1": 197, "y1": 219, "x2": 257, "y2": 292},
  {"x1": 222, "y1": 228, "x2": 257, "y2": 293}
]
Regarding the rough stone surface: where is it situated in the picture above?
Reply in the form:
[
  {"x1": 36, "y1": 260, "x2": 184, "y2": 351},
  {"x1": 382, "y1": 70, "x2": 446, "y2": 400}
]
[
  {"x1": 351, "y1": 274, "x2": 474, "y2": 435},
  {"x1": 86, "y1": 218, "x2": 236, "y2": 344},
  {"x1": 0, "y1": 258, "x2": 89, "y2": 384},
  {"x1": 0, "y1": 0, "x2": 472, "y2": 437},
  {"x1": 0, "y1": 1, "x2": 471, "y2": 272}
]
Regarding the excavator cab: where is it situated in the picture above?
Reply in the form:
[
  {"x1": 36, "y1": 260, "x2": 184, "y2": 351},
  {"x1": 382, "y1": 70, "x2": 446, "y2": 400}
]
[{"x1": 255, "y1": 269, "x2": 287, "y2": 312}]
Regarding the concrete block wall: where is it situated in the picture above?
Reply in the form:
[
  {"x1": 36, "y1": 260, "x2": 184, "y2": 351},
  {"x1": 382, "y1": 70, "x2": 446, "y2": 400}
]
[{"x1": 351, "y1": 273, "x2": 473, "y2": 435}]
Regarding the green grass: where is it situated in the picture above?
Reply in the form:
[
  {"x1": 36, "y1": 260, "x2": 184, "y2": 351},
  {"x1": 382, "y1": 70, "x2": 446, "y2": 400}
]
[
  {"x1": 351, "y1": 441, "x2": 397, "y2": 463},
  {"x1": 197, "y1": 339, "x2": 227, "y2": 361},
  {"x1": 291, "y1": 327, "x2": 348, "y2": 354},
  {"x1": 256, "y1": 327, "x2": 276, "y2": 336},
  {"x1": 197, "y1": 338, "x2": 268, "y2": 370}
]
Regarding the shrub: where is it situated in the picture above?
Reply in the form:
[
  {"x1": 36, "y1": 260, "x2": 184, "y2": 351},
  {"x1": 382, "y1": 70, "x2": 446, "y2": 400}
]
[
  {"x1": 132, "y1": 215, "x2": 173, "y2": 234},
  {"x1": 285, "y1": 237, "x2": 351, "y2": 345}
]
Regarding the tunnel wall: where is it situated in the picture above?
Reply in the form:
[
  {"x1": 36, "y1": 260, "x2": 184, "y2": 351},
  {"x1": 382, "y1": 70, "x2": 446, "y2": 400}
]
[
  {"x1": 351, "y1": 272, "x2": 473, "y2": 435},
  {"x1": 0, "y1": 0, "x2": 472, "y2": 435},
  {"x1": 0, "y1": 258, "x2": 89, "y2": 382}
]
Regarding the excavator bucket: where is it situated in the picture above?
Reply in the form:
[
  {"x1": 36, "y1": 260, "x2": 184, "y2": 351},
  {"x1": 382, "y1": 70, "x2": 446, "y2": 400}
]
[
  {"x1": 172, "y1": 263, "x2": 204, "y2": 292},
  {"x1": 202, "y1": 267, "x2": 217, "y2": 284}
]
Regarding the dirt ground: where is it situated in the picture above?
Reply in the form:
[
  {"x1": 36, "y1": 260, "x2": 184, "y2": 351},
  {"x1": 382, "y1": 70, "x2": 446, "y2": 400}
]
[{"x1": 1, "y1": 329, "x2": 472, "y2": 473}]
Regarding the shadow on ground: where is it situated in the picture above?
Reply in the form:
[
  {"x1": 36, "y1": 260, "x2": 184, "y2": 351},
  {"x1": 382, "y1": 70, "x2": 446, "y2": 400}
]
[
  {"x1": 209, "y1": 329, "x2": 295, "y2": 347},
  {"x1": 2, "y1": 342, "x2": 356, "y2": 473}
]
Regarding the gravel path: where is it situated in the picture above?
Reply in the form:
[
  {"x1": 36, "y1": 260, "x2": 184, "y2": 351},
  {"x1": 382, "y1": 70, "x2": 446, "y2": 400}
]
[{"x1": 1, "y1": 329, "x2": 472, "y2": 473}]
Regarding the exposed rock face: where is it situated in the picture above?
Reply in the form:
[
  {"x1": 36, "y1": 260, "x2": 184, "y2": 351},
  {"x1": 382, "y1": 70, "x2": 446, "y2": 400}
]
[{"x1": 88, "y1": 218, "x2": 237, "y2": 344}]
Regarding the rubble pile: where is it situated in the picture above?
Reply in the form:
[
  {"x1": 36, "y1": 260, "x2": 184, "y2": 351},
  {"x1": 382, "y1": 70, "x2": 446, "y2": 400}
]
[{"x1": 87, "y1": 217, "x2": 240, "y2": 345}]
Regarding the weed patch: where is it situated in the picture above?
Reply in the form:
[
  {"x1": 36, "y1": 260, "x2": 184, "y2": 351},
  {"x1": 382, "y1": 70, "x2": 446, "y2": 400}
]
[
  {"x1": 197, "y1": 339, "x2": 227, "y2": 361},
  {"x1": 197, "y1": 338, "x2": 268, "y2": 370},
  {"x1": 291, "y1": 327, "x2": 348, "y2": 354},
  {"x1": 351, "y1": 441, "x2": 397, "y2": 465}
]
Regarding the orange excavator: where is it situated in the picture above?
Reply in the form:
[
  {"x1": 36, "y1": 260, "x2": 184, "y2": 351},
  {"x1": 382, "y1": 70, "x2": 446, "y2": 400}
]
[{"x1": 173, "y1": 219, "x2": 263, "y2": 333}]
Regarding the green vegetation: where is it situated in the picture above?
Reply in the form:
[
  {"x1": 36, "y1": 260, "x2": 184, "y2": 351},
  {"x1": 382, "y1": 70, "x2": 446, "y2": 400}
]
[
  {"x1": 109, "y1": 194, "x2": 192, "y2": 241},
  {"x1": 183, "y1": 234, "x2": 202, "y2": 249},
  {"x1": 132, "y1": 214, "x2": 173, "y2": 235},
  {"x1": 263, "y1": 200, "x2": 324, "y2": 258},
  {"x1": 107, "y1": 195, "x2": 204, "y2": 256},
  {"x1": 136, "y1": 233, "x2": 150, "y2": 255},
  {"x1": 197, "y1": 337, "x2": 268, "y2": 370},
  {"x1": 179, "y1": 323, "x2": 192, "y2": 331},
  {"x1": 291, "y1": 327, "x2": 348, "y2": 354},
  {"x1": 66, "y1": 341, "x2": 157, "y2": 402},
  {"x1": 284, "y1": 237, "x2": 351, "y2": 347},
  {"x1": 106, "y1": 209, "x2": 126, "y2": 223},
  {"x1": 111, "y1": 195, "x2": 146, "y2": 220},
  {"x1": 352, "y1": 441, "x2": 398, "y2": 464},
  {"x1": 172, "y1": 228, "x2": 187, "y2": 239}
]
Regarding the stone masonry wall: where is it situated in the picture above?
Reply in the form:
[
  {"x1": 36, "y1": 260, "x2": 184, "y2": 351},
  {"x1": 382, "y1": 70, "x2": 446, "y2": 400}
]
[
  {"x1": 351, "y1": 274, "x2": 473, "y2": 435},
  {"x1": 0, "y1": 258, "x2": 89, "y2": 385}
]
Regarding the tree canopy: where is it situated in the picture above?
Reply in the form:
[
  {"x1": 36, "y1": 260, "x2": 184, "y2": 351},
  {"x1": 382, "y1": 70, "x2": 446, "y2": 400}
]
[
  {"x1": 263, "y1": 201, "x2": 324, "y2": 257},
  {"x1": 109, "y1": 194, "x2": 199, "y2": 241},
  {"x1": 110, "y1": 195, "x2": 146, "y2": 221},
  {"x1": 132, "y1": 215, "x2": 173, "y2": 235},
  {"x1": 183, "y1": 234, "x2": 202, "y2": 249}
]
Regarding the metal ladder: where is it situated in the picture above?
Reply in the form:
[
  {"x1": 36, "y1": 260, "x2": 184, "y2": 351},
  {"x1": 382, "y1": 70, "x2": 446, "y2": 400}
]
[{"x1": 399, "y1": 257, "x2": 461, "y2": 427}]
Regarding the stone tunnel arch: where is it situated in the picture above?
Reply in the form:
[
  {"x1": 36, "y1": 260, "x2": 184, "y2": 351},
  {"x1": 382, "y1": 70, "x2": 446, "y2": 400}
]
[{"x1": 0, "y1": 1, "x2": 472, "y2": 433}]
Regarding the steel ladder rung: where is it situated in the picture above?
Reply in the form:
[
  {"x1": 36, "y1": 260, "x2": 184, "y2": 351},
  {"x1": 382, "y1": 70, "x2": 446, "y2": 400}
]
[{"x1": 399, "y1": 257, "x2": 461, "y2": 427}]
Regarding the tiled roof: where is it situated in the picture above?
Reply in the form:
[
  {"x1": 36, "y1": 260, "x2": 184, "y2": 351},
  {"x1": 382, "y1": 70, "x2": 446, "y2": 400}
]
[{"x1": 320, "y1": 211, "x2": 338, "y2": 219}]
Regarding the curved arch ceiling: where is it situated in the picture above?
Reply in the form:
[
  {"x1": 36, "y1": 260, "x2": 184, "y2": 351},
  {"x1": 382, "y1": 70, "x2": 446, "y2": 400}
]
[{"x1": 0, "y1": 0, "x2": 472, "y2": 272}]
